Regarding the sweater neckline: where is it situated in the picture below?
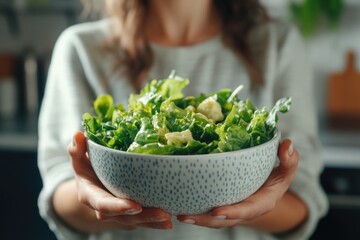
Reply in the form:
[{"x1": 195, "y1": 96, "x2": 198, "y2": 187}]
[{"x1": 150, "y1": 34, "x2": 223, "y2": 54}]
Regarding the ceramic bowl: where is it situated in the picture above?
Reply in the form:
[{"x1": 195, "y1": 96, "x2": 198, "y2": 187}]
[{"x1": 87, "y1": 130, "x2": 281, "y2": 215}]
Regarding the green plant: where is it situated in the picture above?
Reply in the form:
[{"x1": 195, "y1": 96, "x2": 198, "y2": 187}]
[{"x1": 290, "y1": 0, "x2": 343, "y2": 37}]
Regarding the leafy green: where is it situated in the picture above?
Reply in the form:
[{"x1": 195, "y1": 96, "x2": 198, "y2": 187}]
[
  {"x1": 94, "y1": 94, "x2": 114, "y2": 120},
  {"x1": 290, "y1": 0, "x2": 343, "y2": 37},
  {"x1": 82, "y1": 72, "x2": 291, "y2": 155}
]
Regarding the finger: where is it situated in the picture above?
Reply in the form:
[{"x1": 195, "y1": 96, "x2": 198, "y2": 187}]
[
  {"x1": 68, "y1": 131, "x2": 92, "y2": 174},
  {"x1": 103, "y1": 208, "x2": 172, "y2": 225},
  {"x1": 86, "y1": 190, "x2": 142, "y2": 217},
  {"x1": 278, "y1": 139, "x2": 299, "y2": 170},
  {"x1": 68, "y1": 132, "x2": 143, "y2": 216},
  {"x1": 177, "y1": 214, "x2": 238, "y2": 229},
  {"x1": 210, "y1": 194, "x2": 277, "y2": 221},
  {"x1": 209, "y1": 140, "x2": 301, "y2": 221},
  {"x1": 277, "y1": 139, "x2": 299, "y2": 182},
  {"x1": 68, "y1": 131, "x2": 87, "y2": 160}
]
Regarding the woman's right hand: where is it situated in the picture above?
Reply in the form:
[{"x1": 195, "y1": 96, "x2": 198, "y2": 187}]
[{"x1": 67, "y1": 131, "x2": 173, "y2": 231}]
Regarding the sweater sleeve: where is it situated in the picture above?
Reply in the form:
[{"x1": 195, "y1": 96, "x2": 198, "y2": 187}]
[
  {"x1": 37, "y1": 26, "x2": 94, "y2": 240},
  {"x1": 273, "y1": 26, "x2": 329, "y2": 240}
]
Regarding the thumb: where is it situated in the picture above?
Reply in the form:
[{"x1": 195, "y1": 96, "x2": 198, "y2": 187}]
[
  {"x1": 277, "y1": 139, "x2": 299, "y2": 179},
  {"x1": 68, "y1": 131, "x2": 90, "y2": 172}
]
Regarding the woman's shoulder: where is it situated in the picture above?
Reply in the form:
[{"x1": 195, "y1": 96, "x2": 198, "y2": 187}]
[
  {"x1": 248, "y1": 19, "x2": 304, "y2": 54},
  {"x1": 55, "y1": 19, "x2": 111, "y2": 48},
  {"x1": 252, "y1": 19, "x2": 301, "y2": 43}
]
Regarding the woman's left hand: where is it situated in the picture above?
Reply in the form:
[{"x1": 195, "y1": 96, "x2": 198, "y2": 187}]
[{"x1": 177, "y1": 139, "x2": 300, "y2": 229}]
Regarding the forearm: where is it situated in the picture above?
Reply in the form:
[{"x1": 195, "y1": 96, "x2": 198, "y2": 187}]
[
  {"x1": 52, "y1": 178, "x2": 117, "y2": 233},
  {"x1": 243, "y1": 191, "x2": 308, "y2": 233}
]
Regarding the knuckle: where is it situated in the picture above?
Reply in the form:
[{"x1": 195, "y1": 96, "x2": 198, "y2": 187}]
[
  {"x1": 93, "y1": 196, "x2": 113, "y2": 214},
  {"x1": 77, "y1": 193, "x2": 87, "y2": 205},
  {"x1": 94, "y1": 197, "x2": 106, "y2": 212}
]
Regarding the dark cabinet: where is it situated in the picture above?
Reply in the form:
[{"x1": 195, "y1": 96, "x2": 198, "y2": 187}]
[
  {"x1": 0, "y1": 150, "x2": 56, "y2": 240},
  {"x1": 311, "y1": 167, "x2": 360, "y2": 240}
]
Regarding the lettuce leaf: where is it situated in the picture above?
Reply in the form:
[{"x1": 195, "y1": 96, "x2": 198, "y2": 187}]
[{"x1": 82, "y1": 72, "x2": 291, "y2": 155}]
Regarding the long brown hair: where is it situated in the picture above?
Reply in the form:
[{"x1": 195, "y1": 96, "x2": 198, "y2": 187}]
[{"x1": 103, "y1": 0, "x2": 269, "y2": 91}]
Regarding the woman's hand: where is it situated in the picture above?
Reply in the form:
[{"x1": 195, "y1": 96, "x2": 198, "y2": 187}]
[
  {"x1": 66, "y1": 131, "x2": 172, "y2": 231},
  {"x1": 177, "y1": 139, "x2": 307, "y2": 233}
]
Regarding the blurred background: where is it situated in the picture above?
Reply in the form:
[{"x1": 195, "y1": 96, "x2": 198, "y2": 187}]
[{"x1": 0, "y1": 0, "x2": 359, "y2": 239}]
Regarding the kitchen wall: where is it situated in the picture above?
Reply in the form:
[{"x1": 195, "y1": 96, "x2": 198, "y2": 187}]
[
  {"x1": 1, "y1": 1, "x2": 359, "y2": 117},
  {"x1": 263, "y1": 0, "x2": 360, "y2": 118},
  {"x1": 309, "y1": 5, "x2": 360, "y2": 117}
]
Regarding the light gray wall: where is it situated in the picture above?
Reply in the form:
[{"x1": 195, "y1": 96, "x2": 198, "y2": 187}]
[
  {"x1": 308, "y1": 6, "x2": 360, "y2": 117},
  {"x1": 1, "y1": 1, "x2": 359, "y2": 118},
  {"x1": 263, "y1": 0, "x2": 360, "y2": 117}
]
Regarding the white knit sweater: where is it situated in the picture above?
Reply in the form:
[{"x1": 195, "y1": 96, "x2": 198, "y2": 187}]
[{"x1": 37, "y1": 19, "x2": 328, "y2": 240}]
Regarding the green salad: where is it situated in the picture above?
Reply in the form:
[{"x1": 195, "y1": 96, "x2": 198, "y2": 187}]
[{"x1": 82, "y1": 72, "x2": 291, "y2": 155}]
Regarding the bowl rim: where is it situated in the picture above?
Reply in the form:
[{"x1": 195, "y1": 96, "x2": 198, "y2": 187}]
[{"x1": 86, "y1": 128, "x2": 280, "y2": 159}]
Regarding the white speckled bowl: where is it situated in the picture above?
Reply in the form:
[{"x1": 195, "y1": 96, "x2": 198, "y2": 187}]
[{"x1": 87, "y1": 130, "x2": 280, "y2": 215}]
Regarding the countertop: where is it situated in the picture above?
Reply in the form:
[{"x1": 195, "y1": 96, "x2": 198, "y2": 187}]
[{"x1": 318, "y1": 116, "x2": 360, "y2": 168}]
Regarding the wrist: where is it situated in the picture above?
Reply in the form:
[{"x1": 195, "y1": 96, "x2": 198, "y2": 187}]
[{"x1": 242, "y1": 191, "x2": 308, "y2": 233}]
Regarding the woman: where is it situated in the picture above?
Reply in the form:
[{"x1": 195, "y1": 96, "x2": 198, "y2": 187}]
[{"x1": 37, "y1": 0, "x2": 328, "y2": 239}]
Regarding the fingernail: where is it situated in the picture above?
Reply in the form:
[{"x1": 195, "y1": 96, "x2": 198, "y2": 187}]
[
  {"x1": 288, "y1": 142, "x2": 294, "y2": 156},
  {"x1": 72, "y1": 137, "x2": 76, "y2": 147},
  {"x1": 213, "y1": 215, "x2": 227, "y2": 220},
  {"x1": 182, "y1": 219, "x2": 195, "y2": 224},
  {"x1": 124, "y1": 209, "x2": 141, "y2": 215}
]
